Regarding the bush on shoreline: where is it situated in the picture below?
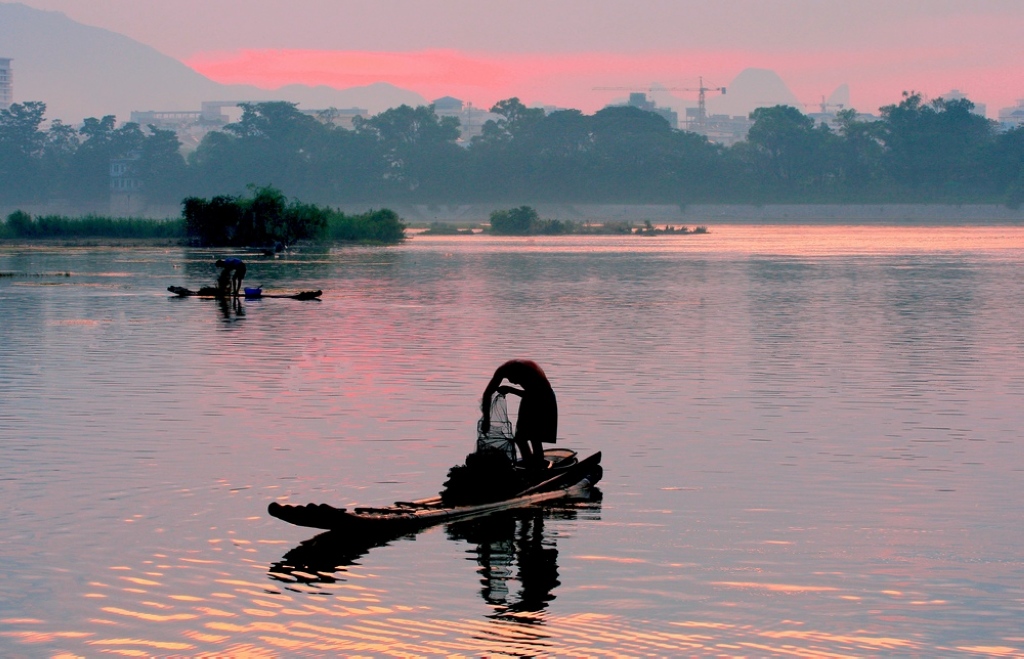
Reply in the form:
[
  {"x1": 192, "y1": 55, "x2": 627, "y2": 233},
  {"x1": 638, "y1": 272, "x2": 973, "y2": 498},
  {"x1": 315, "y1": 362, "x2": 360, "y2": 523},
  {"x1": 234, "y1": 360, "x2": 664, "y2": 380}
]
[
  {"x1": 326, "y1": 208, "x2": 406, "y2": 243},
  {"x1": 183, "y1": 186, "x2": 329, "y2": 247},
  {"x1": 183, "y1": 187, "x2": 406, "y2": 246}
]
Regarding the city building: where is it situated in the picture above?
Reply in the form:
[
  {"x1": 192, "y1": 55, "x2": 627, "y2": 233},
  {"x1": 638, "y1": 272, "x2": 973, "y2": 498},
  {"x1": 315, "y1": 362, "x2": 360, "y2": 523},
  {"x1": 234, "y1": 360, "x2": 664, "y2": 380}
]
[
  {"x1": 130, "y1": 101, "x2": 251, "y2": 129},
  {"x1": 130, "y1": 101, "x2": 263, "y2": 151},
  {"x1": 129, "y1": 109, "x2": 204, "y2": 129},
  {"x1": 698, "y1": 114, "x2": 753, "y2": 147},
  {"x1": 0, "y1": 58, "x2": 12, "y2": 110},
  {"x1": 619, "y1": 93, "x2": 678, "y2": 129},
  {"x1": 109, "y1": 150, "x2": 144, "y2": 215},
  {"x1": 998, "y1": 100, "x2": 1024, "y2": 131},
  {"x1": 431, "y1": 96, "x2": 498, "y2": 143},
  {"x1": 432, "y1": 96, "x2": 463, "y2": 116},
  {"x1": 537, "y1": 104, "x2": 570, "y2": 115},
  {"x1": 684, "y1": 103, "x2": 755, "y2": 145}
]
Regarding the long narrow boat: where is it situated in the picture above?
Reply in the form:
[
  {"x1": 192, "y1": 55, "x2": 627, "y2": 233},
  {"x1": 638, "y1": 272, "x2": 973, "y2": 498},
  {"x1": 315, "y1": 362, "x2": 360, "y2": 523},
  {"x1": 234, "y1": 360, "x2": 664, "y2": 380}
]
[
  {"x1": 268, "y1": 451, "x2": 602, "y2": 532},
  {"x1": 167, "y1": 285, "x2": 322, "y2": 300}
]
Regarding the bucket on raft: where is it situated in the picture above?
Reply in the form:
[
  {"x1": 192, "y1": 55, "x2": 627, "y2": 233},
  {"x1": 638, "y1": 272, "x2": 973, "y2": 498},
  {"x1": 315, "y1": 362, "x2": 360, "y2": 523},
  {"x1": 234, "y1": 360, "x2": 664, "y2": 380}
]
[{"x1": 243, "y1": 287, "x2": 263, "y2": 298}]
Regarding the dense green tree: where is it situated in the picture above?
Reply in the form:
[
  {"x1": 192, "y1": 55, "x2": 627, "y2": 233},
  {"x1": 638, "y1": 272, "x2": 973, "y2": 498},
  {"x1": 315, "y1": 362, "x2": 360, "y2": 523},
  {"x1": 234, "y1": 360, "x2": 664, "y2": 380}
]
[
  {"x1": 4, "y1": 92, "x2": 1023, "y2": 210},
  {"x1": 524, "y1": 109, "x2": 592, "y2": 157},
  {"x1": 745, "y1": 105, "x2": 839, "y2": 194},
  {"x1": 327, "y1": 208, "x2": 406, "y2": 242},
  {"x1": 0, "y1": 101, "x2": 47, "y2": 156},
  {"x1": 514, "y1": 109, "x2": 594, "y2": 199},
  {"x1": 225, "y1": 101, "x2": 322, "y2": 141},
  {"x1": 67, "y1": 116, "x2": 146, "y2": 202},
  {"x1": 190, "y1": 102, "x2": 335, "y2": 199},
  {"x1": 475, "y1": 97, "x2": 545, "y2": 147},
  {"x1": 587, "y1": 106, "x2": 680, "y2": 201},
  {"x1": 831, "y1": 108, "x2": 884, "y2": 194},
  {"x1": 183, "y1": 185, "x2": 329, "y2": 247},
  {"x1": 489, "y1": 205, "x2": 539, "y2": 235},
  {"x1": 294, "y1": 124, "x2": 384, "y2": 202},
  {"x1": 137, "y1": 126, "x2": 188, "y2": 203},
  {"x1": 879, "y1": 92, "x2": 996, "y2": 198},
  {"x1": 989, "y1": 127, "x2": 1024, "y2": 207},
  {"x1": 0, "y1": 101, "x2": 48, "y2": 202},
  {"x1": 354, "y1": 104, "x2": 462, "y2": 196},
  {"x1": 41, "y1": 120, "x2": 80, "y2": 198}
]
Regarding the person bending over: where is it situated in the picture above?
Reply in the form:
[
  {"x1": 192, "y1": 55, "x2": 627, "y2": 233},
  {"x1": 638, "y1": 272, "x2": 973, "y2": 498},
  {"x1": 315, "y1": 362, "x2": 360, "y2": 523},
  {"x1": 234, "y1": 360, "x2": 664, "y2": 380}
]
[
  {"x1": 215, "y1": 258, "x2": 246, "y2": 296},
  {"x1": 481, "y1": 359, "x2": 557, "y2": 469}
]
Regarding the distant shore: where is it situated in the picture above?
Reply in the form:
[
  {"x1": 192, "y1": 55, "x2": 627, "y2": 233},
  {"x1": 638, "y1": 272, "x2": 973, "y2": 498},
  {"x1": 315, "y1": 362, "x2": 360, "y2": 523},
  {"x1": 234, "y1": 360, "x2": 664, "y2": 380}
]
[
  {"x1": 336, "y1": 203, "x2": 1024, "y2": 226},
  {"x1": 0, "y1": 237, "x2": 185, "y2": 248},
  {"x1": 3, "y1": 203, "x2": 1024, "y2": 233}
]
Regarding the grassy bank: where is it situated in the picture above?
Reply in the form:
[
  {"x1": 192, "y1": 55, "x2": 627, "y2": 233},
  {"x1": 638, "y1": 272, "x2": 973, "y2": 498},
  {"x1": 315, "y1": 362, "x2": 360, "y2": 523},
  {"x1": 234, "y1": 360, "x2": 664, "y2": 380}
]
[
  {"x1": 2, "y1": 205, "x2": 407, "y2": 245},
  {"x1": 1, "y1": 210, "x2": 184, "y2": 240}
]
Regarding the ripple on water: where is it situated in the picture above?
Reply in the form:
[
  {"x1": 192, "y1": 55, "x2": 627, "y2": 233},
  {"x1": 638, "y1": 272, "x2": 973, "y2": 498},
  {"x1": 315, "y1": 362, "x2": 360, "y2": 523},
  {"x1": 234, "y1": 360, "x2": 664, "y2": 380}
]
[{"x1": 1, "y1": 235, "x2": 1024, "y2": 655}]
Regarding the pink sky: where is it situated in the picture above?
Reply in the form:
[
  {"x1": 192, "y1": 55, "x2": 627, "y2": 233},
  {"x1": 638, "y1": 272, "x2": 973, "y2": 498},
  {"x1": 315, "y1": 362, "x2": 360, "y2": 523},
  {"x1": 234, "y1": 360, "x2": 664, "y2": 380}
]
[
  {"x1": 185, "y1": 46, "x2": 1021, "y2": 116},
  {"x1": 17, "y1": 0, "x2": 1024, "y2": 116}
]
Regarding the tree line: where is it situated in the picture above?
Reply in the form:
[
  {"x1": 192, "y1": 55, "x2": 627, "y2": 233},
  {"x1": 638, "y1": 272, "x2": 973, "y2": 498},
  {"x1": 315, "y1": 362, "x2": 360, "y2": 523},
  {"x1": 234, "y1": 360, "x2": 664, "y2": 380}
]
[{"x1": 2, "y1": 94, "x2": 1023, "y2": 209}]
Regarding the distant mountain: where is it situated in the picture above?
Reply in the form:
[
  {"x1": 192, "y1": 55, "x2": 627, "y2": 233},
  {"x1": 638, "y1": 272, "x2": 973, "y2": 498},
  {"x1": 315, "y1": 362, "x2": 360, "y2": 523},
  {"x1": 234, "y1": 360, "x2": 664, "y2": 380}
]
[
  {"x1": 0, "y1": 2, "x2": 426, "y2": 123},
  {"x1": 705, "y1": 68, "x2": 802, "y2": 118},
  {"x1": 827, "y1": 84, "x2": 851, "y2": 110}
]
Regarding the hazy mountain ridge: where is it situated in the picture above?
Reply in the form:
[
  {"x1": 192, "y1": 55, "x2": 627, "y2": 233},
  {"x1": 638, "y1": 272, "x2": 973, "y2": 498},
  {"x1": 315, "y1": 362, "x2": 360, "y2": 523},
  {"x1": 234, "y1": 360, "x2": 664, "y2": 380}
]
[
  {"x1": 0, "y1": 2, "x2": 426, "y2": 123},
  {"x1": 705, "y1": 68, "x2": 802, "y2": 117}
]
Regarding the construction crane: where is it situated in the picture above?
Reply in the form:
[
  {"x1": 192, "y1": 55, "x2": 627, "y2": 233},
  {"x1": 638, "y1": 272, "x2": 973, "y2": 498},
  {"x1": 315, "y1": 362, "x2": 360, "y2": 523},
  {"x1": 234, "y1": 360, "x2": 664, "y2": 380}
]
[
  {"x1": 814, "y1": 95, "x2": 845, "y2": 114},
  {"x1": 594, "y1": 76, "x2": 726, "y2": 132}
]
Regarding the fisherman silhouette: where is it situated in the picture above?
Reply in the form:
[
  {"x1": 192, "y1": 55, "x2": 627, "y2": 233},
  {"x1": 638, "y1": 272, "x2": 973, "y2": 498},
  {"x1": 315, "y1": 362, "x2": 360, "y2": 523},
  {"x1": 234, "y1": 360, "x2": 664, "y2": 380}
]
[
  {"x1": 214, "y1": 257, "x2": 246, "y2": 296},
  {"x1": 481, "y1": 360, "x2": 558, "y2": 470}
]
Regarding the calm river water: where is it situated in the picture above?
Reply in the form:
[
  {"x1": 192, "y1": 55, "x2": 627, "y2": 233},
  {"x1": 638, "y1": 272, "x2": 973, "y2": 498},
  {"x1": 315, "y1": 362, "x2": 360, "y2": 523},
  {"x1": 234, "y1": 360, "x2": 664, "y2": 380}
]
[{"x1": 1, "y1": 226, "x2": 1023, "y2": 656}]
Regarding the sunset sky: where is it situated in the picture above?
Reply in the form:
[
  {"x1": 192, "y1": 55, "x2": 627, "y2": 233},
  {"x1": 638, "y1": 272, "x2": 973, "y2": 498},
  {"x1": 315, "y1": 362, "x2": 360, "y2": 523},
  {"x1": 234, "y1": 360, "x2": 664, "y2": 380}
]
[{"x1": 13, "y1": 0, "x2": 1024, "y2": 116}]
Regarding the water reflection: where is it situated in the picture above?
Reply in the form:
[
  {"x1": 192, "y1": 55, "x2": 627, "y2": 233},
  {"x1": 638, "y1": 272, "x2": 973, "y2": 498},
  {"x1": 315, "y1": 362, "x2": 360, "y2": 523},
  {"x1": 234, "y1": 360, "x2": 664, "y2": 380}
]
[
  {"x1": 4, "y1": 232, "x2": 1024, "y2": 655},
  {"x1": 448, "y1": 498, "x2": 605, "y2": 622},
  {"x1": 216, "y1": 295, "x2": 246, "y2": 322},
  {"x1": 269, "y1": 528, "x2": 414, "y2": 590},
  {"x1": 269, "y1": 494, "x2": 602, "y2": 624}
]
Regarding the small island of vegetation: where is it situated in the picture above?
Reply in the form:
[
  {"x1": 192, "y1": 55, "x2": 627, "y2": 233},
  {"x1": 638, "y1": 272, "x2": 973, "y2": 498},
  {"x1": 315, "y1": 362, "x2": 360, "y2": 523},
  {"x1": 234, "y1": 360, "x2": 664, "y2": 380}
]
[
  {"x1": 417, "y1": 222, "x2": 477, "y2": 236},
  {"x1": 485, "y1": 205, "x2": 708, "y2": 236},
  {"x1": 182, "y1": 186, "x2": 404, "y2": 247}
]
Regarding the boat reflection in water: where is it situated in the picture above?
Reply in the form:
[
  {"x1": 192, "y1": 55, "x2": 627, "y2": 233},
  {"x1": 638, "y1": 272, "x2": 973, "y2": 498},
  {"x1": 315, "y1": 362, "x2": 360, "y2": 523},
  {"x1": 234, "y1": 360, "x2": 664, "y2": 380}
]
[{"x1": 269, "y1": 490, "x2": 602, "y2": 620}]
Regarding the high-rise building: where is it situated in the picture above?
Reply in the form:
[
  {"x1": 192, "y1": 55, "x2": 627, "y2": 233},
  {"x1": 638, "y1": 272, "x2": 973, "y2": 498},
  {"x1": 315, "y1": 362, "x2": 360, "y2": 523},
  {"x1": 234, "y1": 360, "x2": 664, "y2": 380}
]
[
  {"x1": 430, "y1": 96, "x2": 497, "y2": 142},
  {"x1": 0, "y1": 58, "x2": 12, "y2": 110},
  {"x1": 624, "y1": 93, "x2": 678, "y2": 129},
  {"x1": 998, "y1": 100, "x2": 1024, "y2": 131}
]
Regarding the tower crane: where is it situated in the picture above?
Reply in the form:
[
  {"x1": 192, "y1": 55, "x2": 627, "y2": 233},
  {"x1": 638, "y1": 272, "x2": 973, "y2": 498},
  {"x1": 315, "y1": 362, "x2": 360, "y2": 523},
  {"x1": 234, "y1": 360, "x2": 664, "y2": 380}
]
[
  {"x1": 815, "y1": 95, "x2": 845, "y2": 114},
  {"x1": 593, "y1": 76, "x2": 726, "y2": 132}
]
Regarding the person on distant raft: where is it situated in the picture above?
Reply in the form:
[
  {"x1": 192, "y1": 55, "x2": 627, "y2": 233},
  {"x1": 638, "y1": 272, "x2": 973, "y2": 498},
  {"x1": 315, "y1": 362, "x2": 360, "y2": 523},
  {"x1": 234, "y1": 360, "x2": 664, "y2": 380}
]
[
  {"x1": 480, "y1": 359, "x2": 558, "y2": 470},
  {"x1": 215, "y1": 258, "x2": 246, "y2": 296}
]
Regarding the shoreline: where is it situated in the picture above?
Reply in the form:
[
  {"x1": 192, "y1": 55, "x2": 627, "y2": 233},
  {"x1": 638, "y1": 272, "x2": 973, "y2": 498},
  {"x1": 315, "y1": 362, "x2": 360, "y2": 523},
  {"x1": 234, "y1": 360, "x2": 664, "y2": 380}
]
[
  {"x1": 336, "y1": 203, "x2": 1024, "y2": 225},
  {"x1": 0, "y1": 237, "x2": 187, "y2": 248},
  {"x1": 5, "y1": 203, "x2": 1024, "y2": 226}
]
